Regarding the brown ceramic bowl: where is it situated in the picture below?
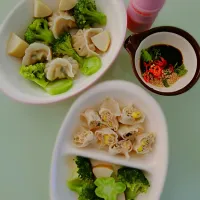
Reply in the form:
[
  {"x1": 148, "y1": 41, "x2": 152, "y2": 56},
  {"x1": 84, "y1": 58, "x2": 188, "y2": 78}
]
[{"x1": 124, "y1": 26, "x2": 200, "y2": 96}]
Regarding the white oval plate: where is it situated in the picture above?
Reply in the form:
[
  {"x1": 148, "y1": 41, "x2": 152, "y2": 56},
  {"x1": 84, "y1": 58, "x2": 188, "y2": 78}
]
[
  {"x1": 50, "y1": 80, "x2": 169, "y2": 200},
  {"x1": 0, "y1": 0, "x2": 127, "y2": 104}
]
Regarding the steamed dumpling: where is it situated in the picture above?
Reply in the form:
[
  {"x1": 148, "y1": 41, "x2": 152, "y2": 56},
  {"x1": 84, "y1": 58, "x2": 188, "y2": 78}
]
[
  {"x1": 81, "y1": 109, "x2": 106, "y2": 130},
  {"x1": 99, "y1": 97, "x2": 121, "y2": 117},
  {"x1": 22, "y1": 42, "x2": 52, "y2": 66},
  {"x1": 99, "y1": 97, "x2": 121, "y2": 131},
  {"x1": 45, "y1": 56, "x2": 79, "y2": 81},
  {"x1": 72, "y1": 28, "x2": 103, "y2": 57},
  {"x1": 73, "y1": 126, "x2": 95, "y2": 148},
  {"x1": 133, "y1": 132, "x2": 156, "y2": 154},
  {"x1": 95, "y1": 128, "x2": 118, "y2": 148},
  {"x1": 48, "y1": 11, "x2": 76, "y2": 39},
  {"x1": 118, "y1": 105, "x2": 145, "y2": 125}
]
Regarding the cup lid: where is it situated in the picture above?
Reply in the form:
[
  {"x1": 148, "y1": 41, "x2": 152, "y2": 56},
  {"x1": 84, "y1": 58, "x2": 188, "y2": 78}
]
[{"x1": 131, "y1": 0, "x2": 166, "y2": 12}]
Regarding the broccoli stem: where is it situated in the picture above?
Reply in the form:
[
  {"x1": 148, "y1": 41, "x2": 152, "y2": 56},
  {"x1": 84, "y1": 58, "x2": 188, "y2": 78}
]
[
  {"x1": 37, "y1": 31, "x2": 54, "y2": 44},
  {"x1": 34, "y1": 79, "x2": 49, "y2": 88},
  {"x1": 73, "y1": 54, "x2": 84, "y2": 65},
  {"x1": 85, "y1": 10, "x2": 107, "y2": 25}
]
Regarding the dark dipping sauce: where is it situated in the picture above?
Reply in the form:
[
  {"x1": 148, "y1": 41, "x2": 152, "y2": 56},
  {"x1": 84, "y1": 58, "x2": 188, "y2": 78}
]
[
  {"x1": 140, "y1": 44, "x2": 183, "y2": 74},
  {"x1": 140, "y1": 44, "x2": 188, "y2": 88}
]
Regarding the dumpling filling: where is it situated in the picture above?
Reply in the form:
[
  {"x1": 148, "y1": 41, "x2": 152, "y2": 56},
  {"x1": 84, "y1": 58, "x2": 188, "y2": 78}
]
[
  {"x1": 109, "y1": 139, "x2": 133, "y2": 159},
  {"x1": 22, "y1": 43, "x2": 52, "y2": 66},
  {"x1": 118, "y1": 105, "x2": 145, "y2": 125},
  {"x1": 73, "y1": 127, "x2": 95, "y2": 148},
  {"x1": 133, "y1": 133, "x2": 156, "y2": 154},
  {"x1": 100, "y1": 109, "x2": 119, "y2": 131},
  {"x1": 95, "y1": 128, "x2": 118, "y2": 147},
  {"x1": 109, "y1": 143, "x2": 121, "y2": 155},
  {"x1": 117, "y1": 124, "x2": 144, "y2": 140},
  {"x1": 81, "y1": 109, "x2": 105, "y2": 130},
  {"x1": 119, "y1": 139, "x2": 133, "y2": 159}
]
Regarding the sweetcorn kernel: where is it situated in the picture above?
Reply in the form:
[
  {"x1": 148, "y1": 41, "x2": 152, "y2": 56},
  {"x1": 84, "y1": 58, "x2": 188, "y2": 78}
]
[{"x1": 132, "y1": 111, "x2": 142, "y2": 119}]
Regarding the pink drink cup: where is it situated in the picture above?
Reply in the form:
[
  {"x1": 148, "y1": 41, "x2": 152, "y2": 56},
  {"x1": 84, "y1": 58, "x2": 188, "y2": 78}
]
[
  {"x1": 127, "y1": 0, "x2": 166, "y2": 33},
  {"x1": 132, "y1": 0, "x2": 166, "y2": 13}
]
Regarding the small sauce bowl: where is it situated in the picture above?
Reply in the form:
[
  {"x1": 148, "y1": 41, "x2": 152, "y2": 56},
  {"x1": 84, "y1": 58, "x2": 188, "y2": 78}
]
[{"x1": 124, "y1": 26, "x2": 200, "y2": 96}]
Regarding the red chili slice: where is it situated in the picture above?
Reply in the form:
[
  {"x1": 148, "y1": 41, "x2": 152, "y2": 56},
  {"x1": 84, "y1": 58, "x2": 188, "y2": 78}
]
[
  {"x1": 149, "y1": 65, "x2": 162, "y2": 77},
  {"x1": 154, "y1": 57, "x2": 167, "y2": 68},
  {"x1": 154, "y1": 60, "x2": 163, "y2": 67},
  {"x1": 144, "y1": 62, "x2": 151, "y2": 68},
  {"x1": 143, "y1": 72, "x2": 150, "y2": 83}
]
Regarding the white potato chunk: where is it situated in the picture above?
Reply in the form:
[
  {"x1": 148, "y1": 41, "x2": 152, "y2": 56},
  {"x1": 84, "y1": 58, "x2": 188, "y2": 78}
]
[
  {"x1": 7, "y1": 33, "x2": 29, "y2": 58},
  {"x1": 34, "y1": 0, "x2": 53, "y2": 18},
  {"x1": 59, "y1": 0, "x2": 77, "y2": 11},
  {"x1": 91, "y1": 30, "x2": 111, "y2": 52},
  {"x1": 93, "y1": 164, "x2": 114, "y2": 178}
]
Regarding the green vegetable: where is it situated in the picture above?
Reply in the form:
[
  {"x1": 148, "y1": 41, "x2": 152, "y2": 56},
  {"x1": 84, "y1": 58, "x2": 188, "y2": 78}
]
[
  {"x1": 67, "y1": 178, "x2": 85, "y2": 194},
  {"x1": 141, "y1": 49, "x2": 152, "y2": 62},
  {"x1": 79, "y1": 181, "x2": 103, "y2": 200},
  {"x1": 74, "y1": 0, "x2": 107, "y2": 29},
  {"x1": 117, "y1": 167, "x2": 150, "y2": 200},
  {"x1": 149, "y1": 48, "x2": 161, "y2": 60},
  {"x1": 20, "y1": 63, "x2": 48, "y2": 88},
  {"x1": 162, "y1": 79, "x2": 170, "y2": 87},
  {"x1": 75, "y1": 156, "x2": 95, "y2": 181},
  {"x1": 52, "y1": 32, "x2": 83, "y2": 64},
  {"x1": 174, "y1": 64, "x2": 188, "y2": 77},
  {"x1": 24, "y1": 19, "x2": 55, "y2": 44},
  {"x1": 67, "y1": 156, "x2": 101, "y2": 200},
  {"x1": 94, "y1": 177, "x2": 126, "y2": 200},
  {"x1": 45, "y1": 79, "x2": 73, "y2": 95},
  {"x1": 20, "y1": 63, "x2": 73, "y2": 95},
  {"x1": 53, "y1": 33, "x2": 102, "y2": 75},
  {"x1": 174, "y1": 62, "x2": 178, "y2": 68},
  {"x1": 68, "y1": 179, "x2": 102, "y2": 200},
  {"x1": 80, "y1": 56, "x2": 102, "y2": 76}
]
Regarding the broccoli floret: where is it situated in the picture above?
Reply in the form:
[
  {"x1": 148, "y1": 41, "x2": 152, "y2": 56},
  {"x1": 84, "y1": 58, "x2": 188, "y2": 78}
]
[
  {"x1": 79, "y1": 181, "x2": 103, "y2": 200},
  {"x1": 174, "y1": 64, "x2": 188, "y2": 77},
  {"x1": 24, "y1": 19, "x2": 55, "y2": 44},
  {"x1": 117, "y1": 167, "x2": 150, "y2": 200},
  {"x1": 67, "y1": 179, "x2": 102, "y2": 200},
  {"x1": 20, "y1": 63, "x2": 48, "y2": 88},
  {"x1": 52, "y1": 33, "x2": 102, "y2": 75},
  {"x1": 74, "y1": 0, "x2": 107, "y2": 29},
  {"x1": 67, "y1": 157, "x2": 101, "y2": 200},
  {"x1": 67, "y1": 178, "x2": 85, "y2": 194},
  {"x1": 52, "y1": 33, "x2": 83, "y2": 64},
  {"x1": 75, "y1": 156, "x2": 95, "y2": 181}
]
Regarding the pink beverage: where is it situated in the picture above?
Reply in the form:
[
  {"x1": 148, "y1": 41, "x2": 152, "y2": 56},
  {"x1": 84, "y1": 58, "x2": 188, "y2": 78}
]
[{"x1": 127, "y1": 0, "x2": 166, "y2": 33}]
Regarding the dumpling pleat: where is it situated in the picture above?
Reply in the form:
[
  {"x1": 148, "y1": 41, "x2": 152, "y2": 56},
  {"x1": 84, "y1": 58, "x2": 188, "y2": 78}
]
[
  {"x1": 48, "y1": 11, "x2": 76, "y2": 39},
  {"x1": 45, "y1": 56, "x2": 79, "y2": 81}
]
